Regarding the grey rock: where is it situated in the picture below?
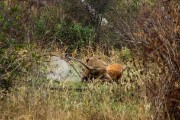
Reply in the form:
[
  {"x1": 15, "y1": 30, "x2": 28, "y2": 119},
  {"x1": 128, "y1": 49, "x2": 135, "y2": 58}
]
[{"x1": 46, "y1": 56, "x2": 81, "y2": 82}]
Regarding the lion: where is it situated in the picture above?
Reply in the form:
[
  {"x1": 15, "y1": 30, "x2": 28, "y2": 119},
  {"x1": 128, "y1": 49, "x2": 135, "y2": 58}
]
[
  {"x1": 65, "y1": 55, "x2": 125, "y2": 83},
  {"x1": 83, "y1": 56, "x2": 126, "y2": 83},
  {"x1": 82, "y1": 56, "x2": 112, "y2": 82}
]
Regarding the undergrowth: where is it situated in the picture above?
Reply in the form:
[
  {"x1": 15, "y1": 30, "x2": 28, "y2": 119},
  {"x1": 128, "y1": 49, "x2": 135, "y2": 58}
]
[{"x1": 0, "y1": 0, "x2": 179, "y2": 119}]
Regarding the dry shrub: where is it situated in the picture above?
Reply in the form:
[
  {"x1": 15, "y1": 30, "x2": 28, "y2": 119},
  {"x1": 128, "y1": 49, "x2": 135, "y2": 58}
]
[{"x1": 133, "y1": 0, "x2": 180, "y2": 119}]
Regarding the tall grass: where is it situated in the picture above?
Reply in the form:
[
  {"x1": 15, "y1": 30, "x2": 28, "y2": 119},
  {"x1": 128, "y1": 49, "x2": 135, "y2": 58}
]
[
  {"x1": 0, "y1": 81, "x2": 153, "y2": 120},
  {"x1": 0, "y1": 45, "x2": 155, "y2": 120},
  {"x1": 0, "y1": 0, "x2": 179, "y2": 119}
]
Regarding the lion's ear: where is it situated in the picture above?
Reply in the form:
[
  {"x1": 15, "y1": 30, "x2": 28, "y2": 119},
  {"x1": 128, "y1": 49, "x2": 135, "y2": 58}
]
[{"x1": 86, "y1": 58, "x2": 89, "y2": 63}]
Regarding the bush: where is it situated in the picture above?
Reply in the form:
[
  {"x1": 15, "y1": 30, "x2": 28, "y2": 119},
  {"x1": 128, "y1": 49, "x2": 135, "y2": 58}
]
[
  {"x1": 133, "y1": 0, "x2": 180, "y2": 119},
  {"x1": 35, "y1": 18, "x2": 46, "y2": 36},
  {"x1": 55, "y1": 22, "x2": 94, "y2": 50},
  {"x1": 119, "y1": 47, "x2": 132, "y2": 62},
  {"x1": 0, "y1": 2, "x2": 25, "y2": 90}
]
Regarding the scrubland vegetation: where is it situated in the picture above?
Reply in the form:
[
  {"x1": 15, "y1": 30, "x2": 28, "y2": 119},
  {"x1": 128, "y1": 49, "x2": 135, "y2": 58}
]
[{"x1": 0, "y1": 0, "x2": 179, "y2": 119}]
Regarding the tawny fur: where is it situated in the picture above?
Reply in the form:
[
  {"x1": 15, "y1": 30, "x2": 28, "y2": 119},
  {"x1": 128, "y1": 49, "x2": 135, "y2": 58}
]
[
  {"x1": 82, "y1": 56, "x2": 112, "y2": 82},
  {"x1": 83, "y1": 57, "x2": 125, "y2": 82},
  {"x1": 65, "y1": 55, "x2": 111, "y2": 81},
  {"x1": 85, "y1": 56, "x2": 107, "y2": 68},
  {"x1": 106, "y1": 64, "x2": 125, "y2": 83},
  {"x1": 66, "y1": 55, "x2": 124, "y2": 83}
]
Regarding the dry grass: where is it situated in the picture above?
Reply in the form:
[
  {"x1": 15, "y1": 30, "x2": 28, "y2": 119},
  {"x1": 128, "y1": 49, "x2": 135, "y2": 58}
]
[
  {"x1": 1, "y1": 1, "x2": 179, "y2": 119},
  {"x1": 0, "y1": 82, "x2": 153, "y2": 120},
  {"x1": 0, "y1": 44, "x2": 178, "y2": 120},
  {"x1": 0, "y1": 47, "x2": 155, "y2": 120}
]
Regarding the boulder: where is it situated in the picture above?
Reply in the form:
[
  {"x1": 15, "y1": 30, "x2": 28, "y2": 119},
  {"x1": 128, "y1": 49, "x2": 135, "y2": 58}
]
[{"x1": 46, "y1": 56, "x2": 81, "y2": 82}]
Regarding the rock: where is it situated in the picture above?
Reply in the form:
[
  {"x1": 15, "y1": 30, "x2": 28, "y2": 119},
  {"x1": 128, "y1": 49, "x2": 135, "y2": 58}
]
[{"x1": 46, "y1": 56, "x2": 81, "y2": 82}]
